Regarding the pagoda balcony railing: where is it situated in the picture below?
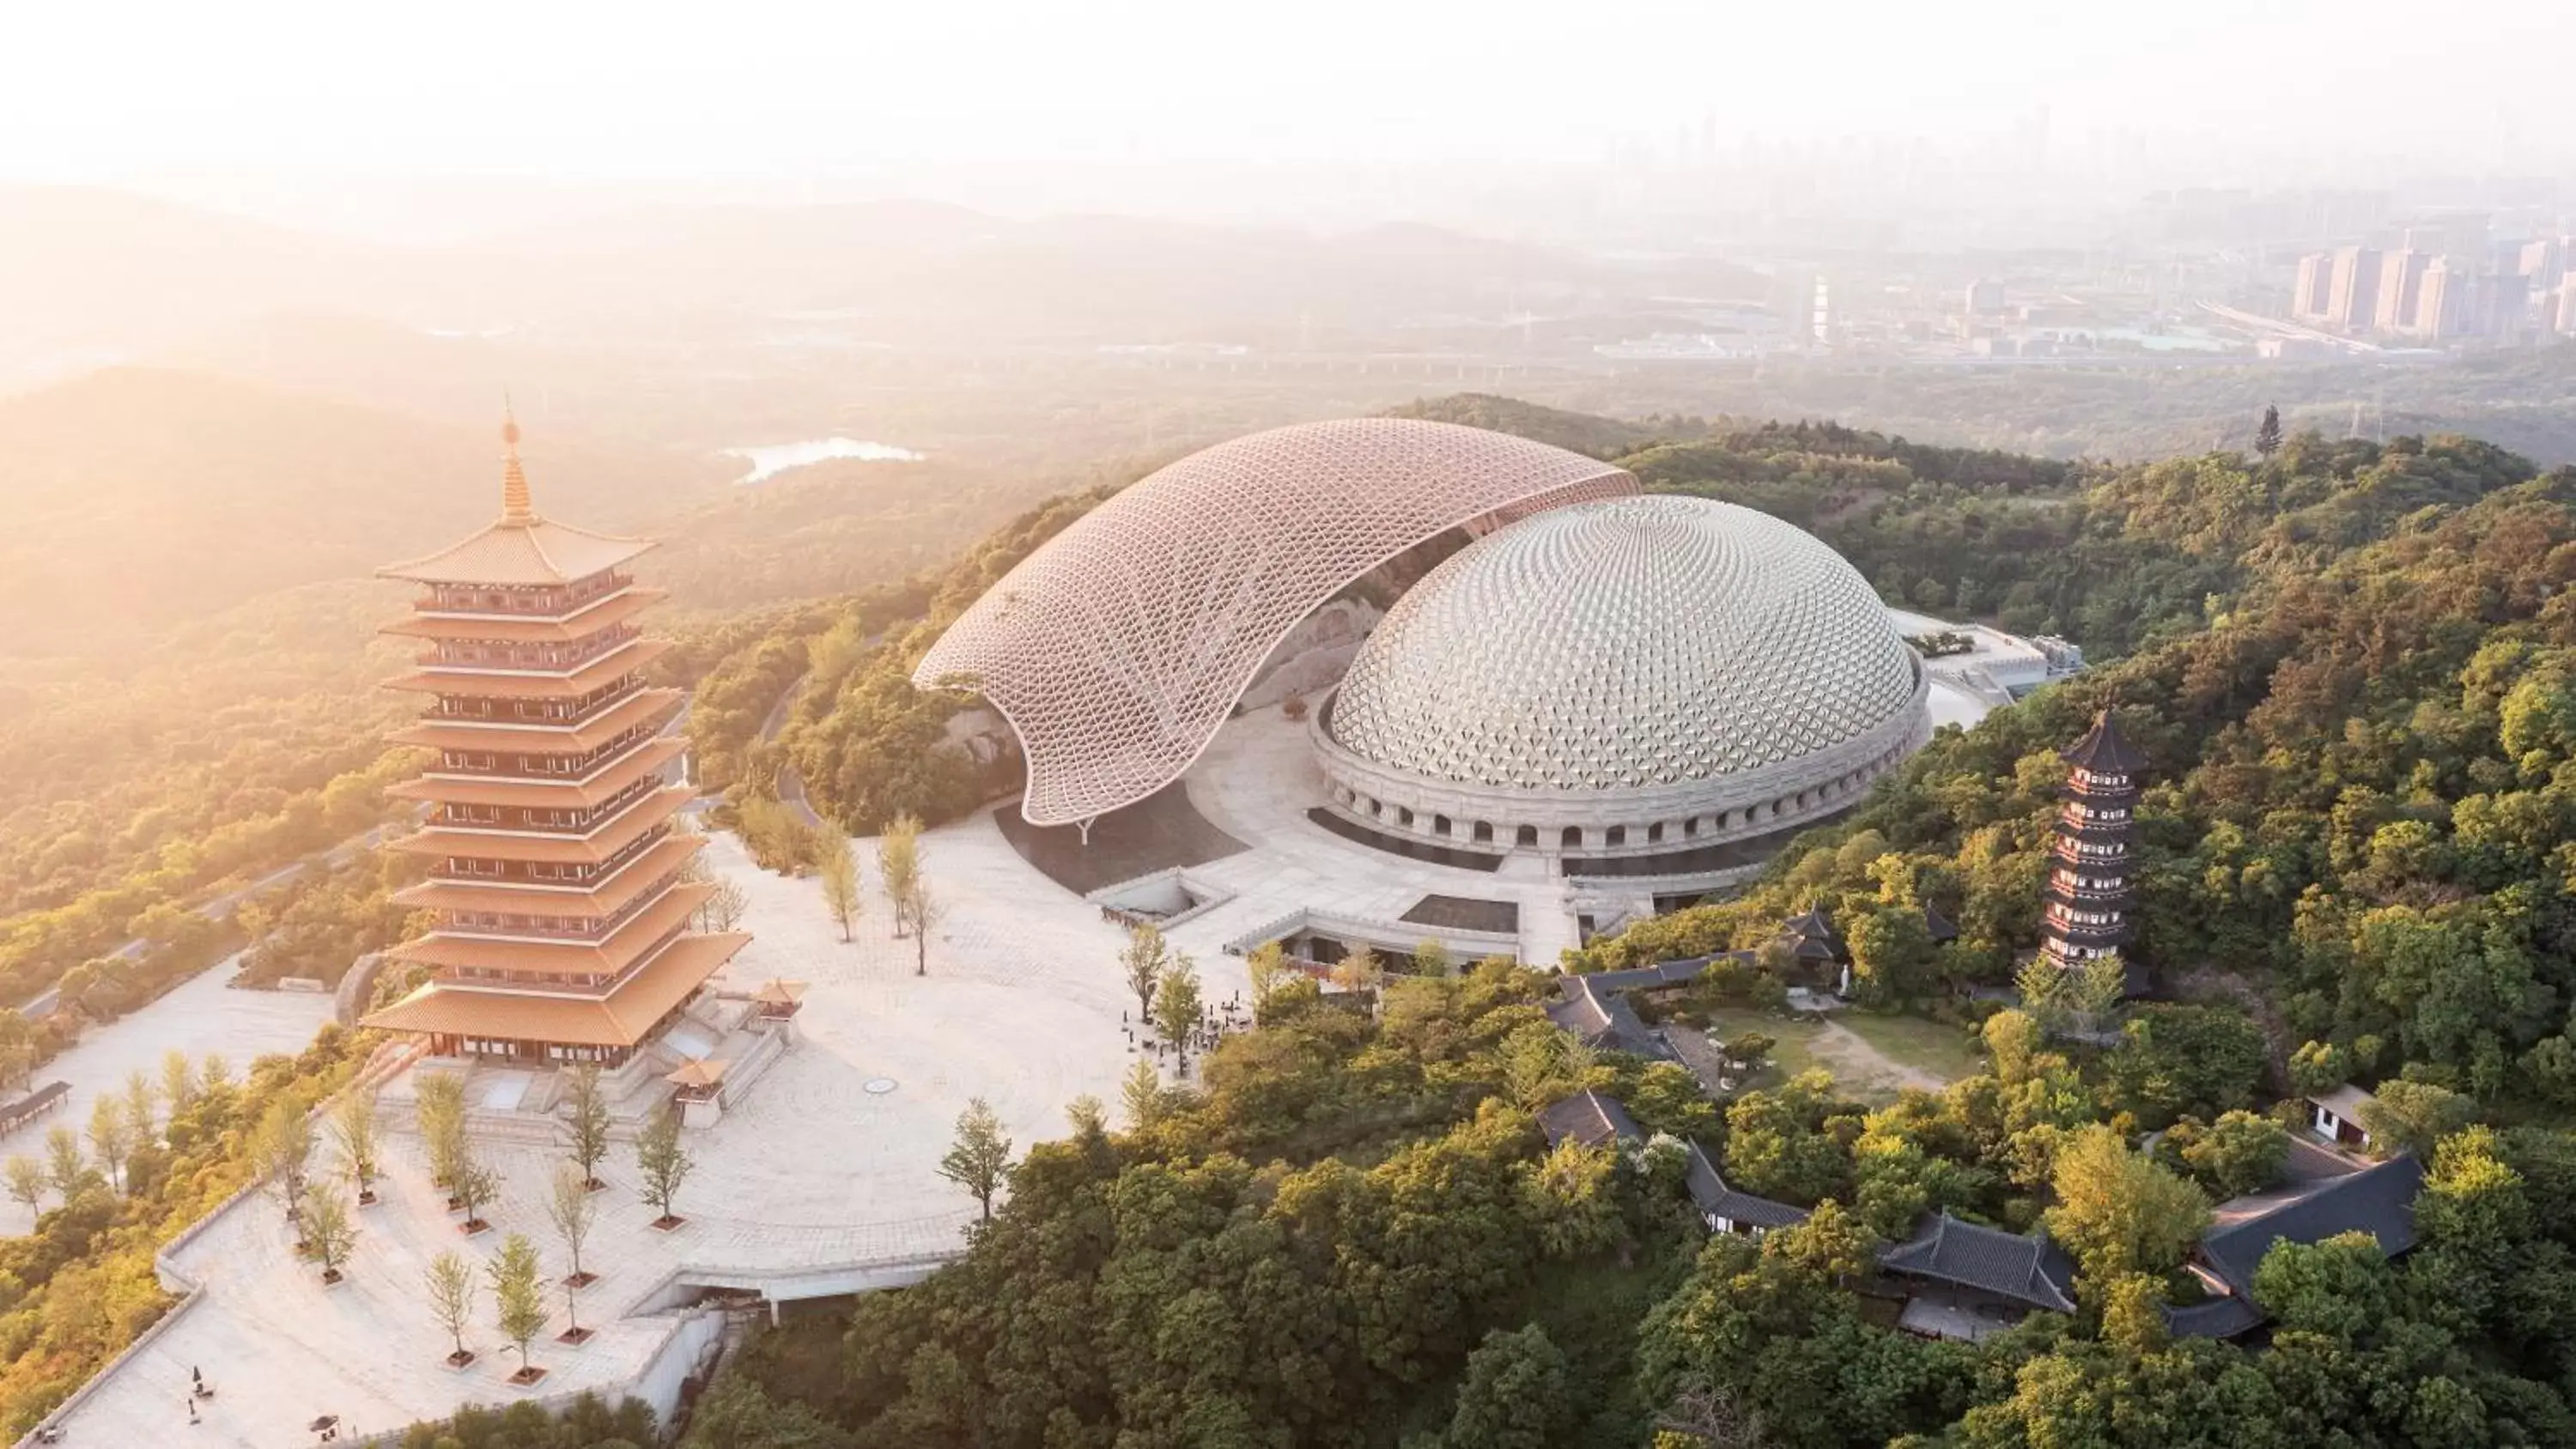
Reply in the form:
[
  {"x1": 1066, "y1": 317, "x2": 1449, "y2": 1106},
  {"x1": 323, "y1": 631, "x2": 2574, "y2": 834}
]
[
  {"x1": 435, "y1": 825, "x2": 665, "y2": 887},
  {"x1": 2049, "y1": 879, "x2": 2131, "y2": 903},
  {"x1": 436, "y1": 868, "x2": 684, "y2": 941},
  {"x1": 443, "y1": 924, "x2": 686, "y2": 990},
  {"x1": 2042, "y1": 904, "x2": 2127, "y2": 933},
  {"x1": 421, "y1": 573, "x2": 629, "y2": 616},
  {"x1": 435, "y1": 725, "x2": 663, "y2": 780},
  {"x1": 2054, "y1": 839, "x2": 2130, "y2": 860},
  {"x1": 425, "y1": 623, "x2": 640, "y2": 671},
  {"x1": 2057, "y1": 803, "x2": 2134, "y2": 828},
  {"x1": 433, "y1": 674, "x2": 643, "y2": 723},
  {"x1": 434, "y1": 773, "x2": 665, "y2": 834}
]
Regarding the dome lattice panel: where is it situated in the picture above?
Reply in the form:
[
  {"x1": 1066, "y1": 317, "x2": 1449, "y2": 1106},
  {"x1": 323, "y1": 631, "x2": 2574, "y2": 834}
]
[
  {"x1": 911, "y1": 419, "x2": 1638, "y2": 825},
  {"x1": 1330, "y1": 495, "x2": 1921, "y2": 789}
]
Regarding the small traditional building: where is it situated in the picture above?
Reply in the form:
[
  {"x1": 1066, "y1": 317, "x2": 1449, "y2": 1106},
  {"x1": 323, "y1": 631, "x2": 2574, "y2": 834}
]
[
  {"x1": 361, "y1": 415, "x2": 750, "y2": 1067},
  {"x1": 1682, "y1": 1143, "x2": 1811, "y2": 1239},
  {"x1": 2040, "y1": 709, "x2": 2145, "y2": 973},
  {"x1": 2307, "y1": 1084, "x2": 2378, "y2": 1151},
  {"x1": 1879, "y1": 1213, "x2": 2081, "y2": 1342},
  {"x1": 2165, "y1": 1143, "x2": 2423, "y2": 1338},
  {"x1": 1537, "y1": 1089, "x2": 1645, "y2": 1151}
]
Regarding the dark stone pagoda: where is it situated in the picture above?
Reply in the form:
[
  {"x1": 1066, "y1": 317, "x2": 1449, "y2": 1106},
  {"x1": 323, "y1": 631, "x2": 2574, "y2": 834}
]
[{"x1": 2039, "y1": 709, "x2": 2145, "y2": 972}]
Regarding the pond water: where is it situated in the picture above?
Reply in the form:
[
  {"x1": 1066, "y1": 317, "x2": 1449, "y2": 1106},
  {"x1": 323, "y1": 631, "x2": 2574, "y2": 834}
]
[{"x1": 725, "y1": 437, "x2": 924, "y2": 484}]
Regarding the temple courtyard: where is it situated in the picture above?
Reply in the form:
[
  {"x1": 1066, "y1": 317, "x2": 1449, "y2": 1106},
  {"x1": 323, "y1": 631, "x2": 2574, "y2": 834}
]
[{"x1": 50, "y1": 824, "x2": 1233, "y2": 1445}]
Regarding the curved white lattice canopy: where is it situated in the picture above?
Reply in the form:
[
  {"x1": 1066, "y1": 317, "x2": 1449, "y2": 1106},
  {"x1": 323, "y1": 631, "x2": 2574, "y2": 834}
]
[
  {"x1": 1329, "y1": 495, "x2": 1922, "y2": 790},
  {"x1": 913, "y1": 419, "x2": 1638, "y2": 825}
]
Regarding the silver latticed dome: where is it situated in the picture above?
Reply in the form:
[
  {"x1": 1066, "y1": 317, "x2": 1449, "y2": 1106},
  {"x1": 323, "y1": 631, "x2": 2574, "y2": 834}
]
[{"x1": 1315, "y1": 494, "x2": 1929, "y2": 869}]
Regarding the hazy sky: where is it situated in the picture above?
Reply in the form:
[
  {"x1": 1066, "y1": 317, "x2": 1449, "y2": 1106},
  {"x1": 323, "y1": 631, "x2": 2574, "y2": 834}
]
[{"x1": 6, "y1": 0, "x2": 2567, "y2": 183}]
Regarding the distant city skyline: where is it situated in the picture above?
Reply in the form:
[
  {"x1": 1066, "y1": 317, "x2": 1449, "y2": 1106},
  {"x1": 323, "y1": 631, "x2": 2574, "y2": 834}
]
[{"x1": 7, "y1": 0, "x2": 2568, "y2": 197}]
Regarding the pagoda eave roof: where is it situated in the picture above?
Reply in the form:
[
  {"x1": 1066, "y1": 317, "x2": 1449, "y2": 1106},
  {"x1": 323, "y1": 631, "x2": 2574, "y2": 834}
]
[
  {"x1": 386, "y1": 881, "x2": 714, "y2": 973},
  {"x1": 386, "y1": 689, "x2": 683, "y2": 755},
  {"x1": 386, "y1": 786, "x2": 693, "y2": 864},
  {"x1": 384, "y1": 639, "x2": 673, "y2": 700},
  {"x1": 377, "y1": 518, "x2": 658, "y2": 587},
  {"x1": 392, "y1": 835, "x2": 702, "y2": 917},
  {"x1": 381, "y1": 587, "x2": 668, "y2": 643},
  {"x1": 362, "y1": 931, "x2": 746, "y2": 1047},
  {"x1": 387, "y1": 737, "x2": 686, "y2": 808}
]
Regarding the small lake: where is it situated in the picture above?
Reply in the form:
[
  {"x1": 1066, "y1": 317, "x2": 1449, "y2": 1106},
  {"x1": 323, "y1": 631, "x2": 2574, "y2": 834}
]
[{"x1": 725, "y1": 437, "x2": 925, "y2": 485}]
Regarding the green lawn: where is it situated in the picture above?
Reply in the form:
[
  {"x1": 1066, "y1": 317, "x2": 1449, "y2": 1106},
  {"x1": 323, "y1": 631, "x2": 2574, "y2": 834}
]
[
  {"x1": 1832, "y1": 1011, "x2": 1986, "y2": 1082},
  {"x1": 1691, "y1": 1007, "x2": 1984, "y2": 1104}
]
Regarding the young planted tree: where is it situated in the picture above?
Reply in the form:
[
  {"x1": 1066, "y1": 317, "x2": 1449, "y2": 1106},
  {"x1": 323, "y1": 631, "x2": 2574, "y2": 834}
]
[
  {"x1": 42, "y1": 1125, "x2": 88, "y2": 1200},
  {"x1": 489, "y1": 1231, "x2": 550, "y2": 1383},
  {"x1": 451, "y1": 1156, "x2": 499, "y2": 1234},
  {"x1": 1153, "y1": 956, "x2": 1205, "y2": 1072},
  {"x1": 415, "y1": 1071, "x2": 468, "y2": 1192},
  {"x1": 699, "y1": 875, "x2": 750, "y2": 932},
  {"x1": 817, "y1": 828, "x2": 864, "y2": 943},
  {"x1": 564, "y1": 1064, "x2": 611, "y2": 1191},
  {"x1": 1121, "y1": 923, "x2": 1170, "y2": 1022},
  {"x1": 938, "y1": 1097, "x2": 1014, "y2": 1223},
  {"x1": 2014, "y1": 956, "x2": 2065, "y2": 1034},
  {"x1": 3, "y1": 1155, "x2": 45, "y2": 1216},
  {"x1": 331, "y1": 1088, "x2": 380, "y2": 1204},
  {"x1": 302, "y1": 1187, "x2": 357, "y2": 1283},
  {"x1": 86, "y1": 1094, "x2": 131, "y2": 1194},
  {"x1": 546, "y1": 1163, "x2": 599, "y2": 1288},
  {"x1": 905, "y1": 880, "x2": 944, "y2": 977},
  {"x1": 2074, "y1": 953, "x2": 2129, "y2": 1033},
  {"x1": 198, "y1": 1052, "x2": 232, "y2": 1094},
  {"x1": 878, "y1": 811, "x2": 922, "y2": 937},
  {"x1": 426, "y1": 1249, "x2": 478, "y2": 1367},
  {"x1": 636, "y1": 1108, "x2": 693, "y2": 1228},
  {"x1": 252, "y1": 1100, "x2": 313, "y2": 1228}
]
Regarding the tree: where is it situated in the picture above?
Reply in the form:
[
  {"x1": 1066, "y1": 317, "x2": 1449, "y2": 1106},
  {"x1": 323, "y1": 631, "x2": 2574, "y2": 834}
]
[
  {"x1": 636, "y1": 1107, "x2": 693, "y2": 1227},
  {"x1": 2178, "y1": 1110, "x2": 2289, "y2": 1198},
  {"x1": 564, "y1": 1064, "x2": 611, "y2": 1190},
  {"x1": 251, "y1": 1100, "x2": 312, "y2": 1223},
  {"x1": 1121, "y1": 1058, "x2": 1165, "y2": 1130},
  {"x1": 1443, "y1": 1324, "x2": 1572, "y2": 1449},
  {"x1": 1500, "y1": 1022, "x2": 1577, "y2": 1112},
  {"x1": 905, "y1": 880, "x2": 943, "y2": 977},
  {"x1": 2014, "y1": 956, "x2": 2065, "y2": 1033},
  {"x1": 86, "y1": 1094, "x2": 131, "y2": 1194},
  {"x1": 547, "y1": 1163, "x2": 599, "y2": 1286},
  {"x1": 1120, "y1": 922, "x2": 1170, "y2": 1022},
  {"x1": 878, "y1": 811, "x2": 921, "y2": 937},
  {"x1": 2256, "y1": 403, "x2": 2283, "y2": 458},
  {"x1": 2044, "y1": 1124, "x2": 2210, "y2": 1282},
  {"x1": 1412, "y1": 938, "x2": 1452, "y2": 978},
  {"x1": 199, "y1": 1052, "x2": 232, "y2": 1093},
  {"x1": 698, "y1": 875, "x2": 750, "y2": 933},
  {"x1": 160, "y1": 1048, "x2": 197, "y2": 1116},
  {"x1": 3, "y1": 1155, "x2": 45, "y2": 1215},
  {"x1": 451, "y1": 1157, "x2": 499, "y2": 1234},
  {"x1": 489, "y1": 1232, "x2": 548, "y2": 1378},
  {"x1": 416, "y1": 1070, "x2": 467, "y2": 1189},
  {"x1": 1245, "y1": 939, "x2": 1294, "y2": 1022},
  {"x1": 120, "y1": 1069, "x2": 156, "y2": 1149},
  {"x1": 303, "y1": 1186, "x2": 357, "y2": 1282},
  {"x1": 1331, "y1": 946, "x2": 1384, "y2": 1010},
  {"x1": 2357, "y1": 1078, "x2": 2476, "y2": 1156},
  {"x1": 1153, "y1": 955, "x2": 1204, "y2": 1071},
  {"x1": 1065, "y1": 1094, "x2": 1108, "y2": 1140},
  {"x1": 427, "y1": 1249, "x2": 478, "y2": 1365},
  {"x1": 330, "y1": 1088, "x2": 380, "y2": 1203},
  {"x1": 1845, "y1": 906, "x2": 1934, "y2": 1002},
  {"x1": 2072, "y1": 952, "x2": 2127, "y2": 1032},
  {"x1": 42, "y1": 1125, "x2": 87, "y2": 1199},
  {"x1": 938, "y1": 1097, "x2": 1013, "y2": 1223},
  {"x1": 817, "y1": 829, "x2": 862, "y2": 943}
]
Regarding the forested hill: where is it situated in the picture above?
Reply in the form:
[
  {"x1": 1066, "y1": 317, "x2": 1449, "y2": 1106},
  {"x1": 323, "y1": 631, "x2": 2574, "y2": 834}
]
[{"x1": 674, "y1": 412, "x2": 2576, "y2": 1446}]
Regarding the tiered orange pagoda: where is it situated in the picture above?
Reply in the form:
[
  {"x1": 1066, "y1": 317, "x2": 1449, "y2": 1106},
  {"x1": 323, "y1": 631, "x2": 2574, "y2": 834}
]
[{"x1": 361, "y1": 415, "x2": 749, "y2": 1065}]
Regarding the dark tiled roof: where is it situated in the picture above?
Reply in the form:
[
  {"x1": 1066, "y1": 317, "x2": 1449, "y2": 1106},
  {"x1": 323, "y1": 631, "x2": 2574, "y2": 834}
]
[
  {"x1": 1879, "y1": 1213, "x2": 2079, "y2": 1313},
  {"x1": 2198, "y1": 1153, "x2": 2424, "y2": 1297},
  {"x1": 1921, "y1": 904, "x2": 1959, "y2": 943},
  {"x1": 2163, "y1": 1294, "x2": 2265, "y2": 1339},
  {"x1": 2061, "y1": 708, "x2": 2148, "y2": 774},
  {"x1": 1538, "y1": 1089, "x2": 1643, "y2": 1150},
  {"x1": 1544, "y1": 974, "x2": 1668, "y2": 1058},
  {"x1": 1781, "y1": 906, "x2": 1842, "y2": 961},
  {"x1": 1683, "y1": 1143, "x2": 1811, "y2": 1229}
]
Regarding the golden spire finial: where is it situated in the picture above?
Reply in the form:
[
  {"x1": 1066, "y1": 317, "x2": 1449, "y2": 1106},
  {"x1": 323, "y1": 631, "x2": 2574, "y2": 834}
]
[{"x1": 500, "y1": 393, "x2": 535, "y2": 524}]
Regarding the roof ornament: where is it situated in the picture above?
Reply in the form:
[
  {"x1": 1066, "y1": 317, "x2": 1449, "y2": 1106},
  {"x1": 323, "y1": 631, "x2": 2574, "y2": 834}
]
[{"x1": 500, "y1": 392, "x2": 537, "y2": 525}]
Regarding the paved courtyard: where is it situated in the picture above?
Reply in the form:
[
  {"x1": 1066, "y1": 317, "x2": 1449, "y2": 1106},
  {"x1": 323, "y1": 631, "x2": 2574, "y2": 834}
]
[
  {"x1": 51, "y1": 824, "x2": 1195, "y2": 1446},
  {"x1": 0, "y1": 956, "x2": 337, "y2": 1235}
]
